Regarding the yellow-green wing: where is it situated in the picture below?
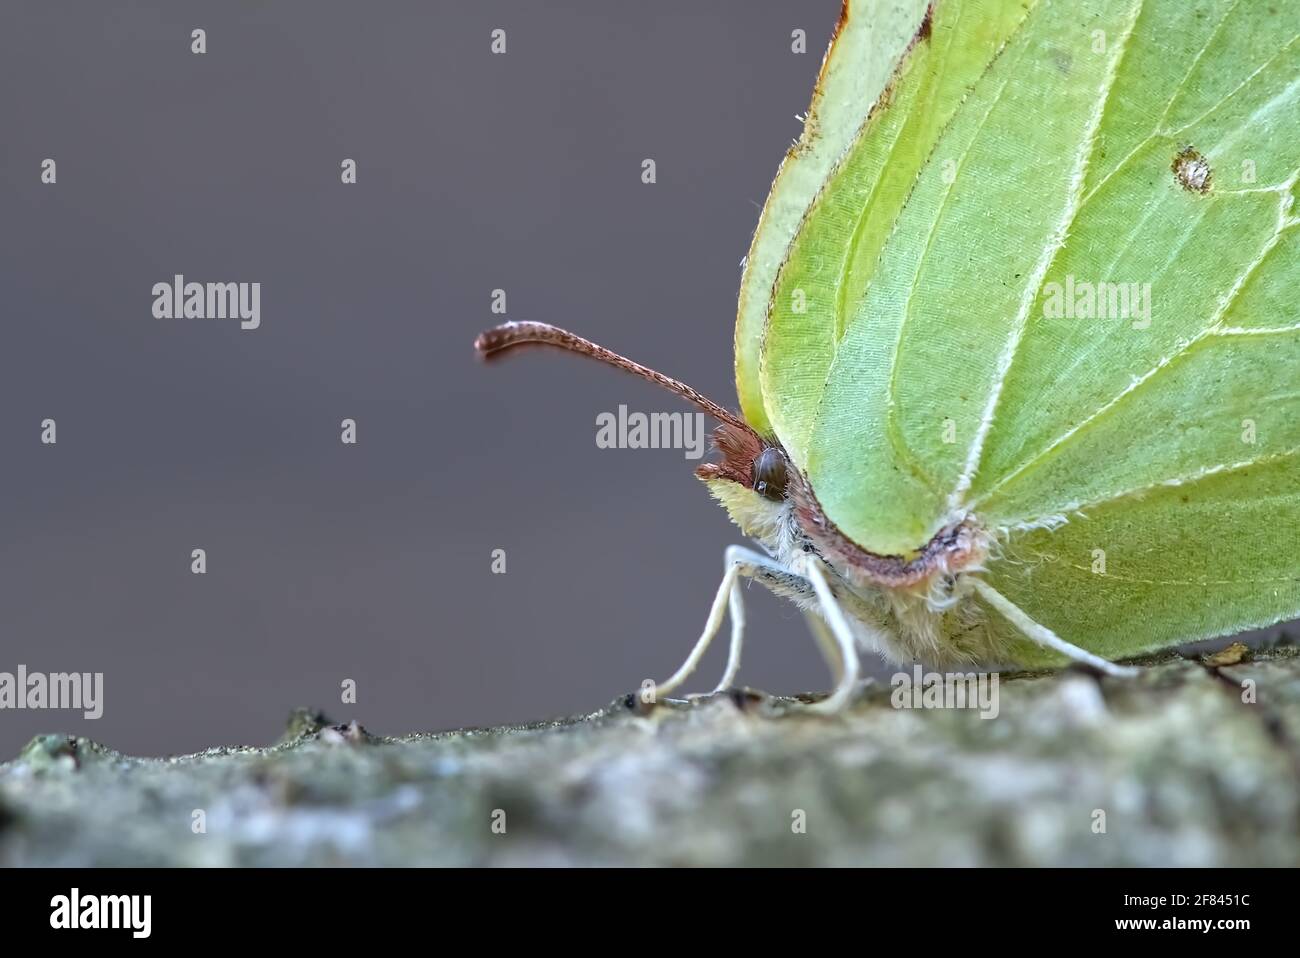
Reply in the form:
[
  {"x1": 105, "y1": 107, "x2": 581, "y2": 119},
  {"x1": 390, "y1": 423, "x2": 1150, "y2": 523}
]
[
  {"x1": 755, "y1": 0, "x2": 1299, "y2": 656},
  {"x1": 969, "y1": 0, "x2": 1300, "y2": 525},
  {"x1": 987, "y1": 448, "x2": 1300, "y2": 667},
  {"x1": 734, "y1": 0, "x2": 933, "y2": 436},
  {"x1": 762, "y1": 0, "x2": 1298, "y2": 555},
  {"x1": 757, "y1": 0, "x2": 1035, "y2": 546}
]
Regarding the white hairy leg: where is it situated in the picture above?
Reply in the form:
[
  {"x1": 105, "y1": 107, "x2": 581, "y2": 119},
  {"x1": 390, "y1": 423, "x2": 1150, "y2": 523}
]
[
  {"x1": 972, "y1": 579, "x2": 1139, "y2": 678},
  {"x1": 713, "y1": 579, "x2": 745, "y2": 691},
  {"x1": 794, "y1": 555, "x2": 865, "y2": 713},
  {"x1": 802, "y1": 607, "x2": 843, "y2": 684},
  {"x1": 654, "y1": 545, "x2": 805, "y2": 699},
  {"x1": 653, "y1": 561, "x2": 740, "y2": 698}
]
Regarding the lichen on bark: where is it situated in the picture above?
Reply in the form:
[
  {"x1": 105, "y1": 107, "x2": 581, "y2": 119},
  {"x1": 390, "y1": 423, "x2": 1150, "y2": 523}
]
[{"x1": 1, "y1": 644, "x2": 1297, "y2": 866}]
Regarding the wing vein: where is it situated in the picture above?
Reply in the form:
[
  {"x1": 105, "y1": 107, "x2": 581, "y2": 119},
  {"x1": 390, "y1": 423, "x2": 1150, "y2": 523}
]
[
  {"x1": 975, "y1": 206, "x2": 1297, "y2": 508},
  {"x1": 949, "y1": 0, "x2": 1147, "y2": 512},
  {"x1": 1161, "y1": 32, "x2": 1300, "y2": 139},
  {"x1": 878, "y1": 62, "x2": 1024, "y2": 486},
  {"x1": 1079, "y1": 0, "x2": 1247, "y2": 206},
  {"x1": 1005, "y1": 445, "x2": 1300, "y2": 523}
]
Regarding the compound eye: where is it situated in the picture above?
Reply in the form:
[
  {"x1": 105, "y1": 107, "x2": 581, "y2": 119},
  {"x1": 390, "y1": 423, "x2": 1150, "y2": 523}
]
[{"x1": 752, "y1": 447, "x2": 788, "y2": 502}]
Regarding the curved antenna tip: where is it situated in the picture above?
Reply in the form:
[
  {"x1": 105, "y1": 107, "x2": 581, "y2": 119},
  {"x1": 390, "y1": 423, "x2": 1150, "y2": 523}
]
[{"x1": 470, "y1": 321, "x2": 749, "y2": 431}]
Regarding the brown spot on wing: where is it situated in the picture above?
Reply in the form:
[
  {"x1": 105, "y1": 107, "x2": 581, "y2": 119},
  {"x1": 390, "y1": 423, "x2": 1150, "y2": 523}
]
[{"x1": 1172, "y1": 146, "x2": 1213, "y2": 194}]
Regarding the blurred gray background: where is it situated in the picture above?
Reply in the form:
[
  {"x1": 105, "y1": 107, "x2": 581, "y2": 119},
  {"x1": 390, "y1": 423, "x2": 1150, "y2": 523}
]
[{"x1": 0, "y1": 0, "x2": 850, "y2": 756}]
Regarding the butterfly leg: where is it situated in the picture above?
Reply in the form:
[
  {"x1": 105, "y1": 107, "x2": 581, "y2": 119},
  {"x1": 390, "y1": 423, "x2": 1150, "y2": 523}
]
[
  {"x1": 972, "y1": 580, "x2": 1139, "y2": 678},
  {"x1": 793, "y1": 554, "x2": 865, "y2": 713},
  {"x1": 713, "y1": 573, "x2": 746, "y2": 692},
  {"x1": 802, "y1": 607, "x2": 843, "y2": 686},
  {"x1": 654, "y1": 545, "x2": 804, "y2": 699}
]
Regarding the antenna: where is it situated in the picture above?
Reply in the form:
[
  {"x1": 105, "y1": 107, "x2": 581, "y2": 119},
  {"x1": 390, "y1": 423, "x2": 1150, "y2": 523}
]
[{"x1": 474, "y1": 321, "x2": 749, "y2": 432}]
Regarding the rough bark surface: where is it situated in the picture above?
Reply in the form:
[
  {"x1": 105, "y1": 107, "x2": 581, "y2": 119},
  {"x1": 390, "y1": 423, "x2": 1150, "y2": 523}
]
[{"x1": 1, "y1": 644, "x2": 1297, "y2": 866}]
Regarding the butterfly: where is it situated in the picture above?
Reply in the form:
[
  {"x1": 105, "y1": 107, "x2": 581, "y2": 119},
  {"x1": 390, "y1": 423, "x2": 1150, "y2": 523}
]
[{"x1": 477, "y1": 0, "x2": 1300, "y2": 710}]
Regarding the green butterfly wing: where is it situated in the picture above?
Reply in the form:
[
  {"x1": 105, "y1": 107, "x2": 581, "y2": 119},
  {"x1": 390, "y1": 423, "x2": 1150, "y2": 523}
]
[
  {"x1": 750, "y1": 0, "x2": 1300, "y2": 658},
  {"x1": 734, "y1": 0, "x2": 937, "y2": 437},
  {"x1": 987, "y1": 449, "x2": 1300, "y2": 667}
]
